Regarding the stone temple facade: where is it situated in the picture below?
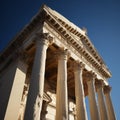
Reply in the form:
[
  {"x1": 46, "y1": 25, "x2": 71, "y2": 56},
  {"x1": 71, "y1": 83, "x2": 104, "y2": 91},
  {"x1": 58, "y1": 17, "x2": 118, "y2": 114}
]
[{"x1": 0, "y1": 5, "x2": 116, "y2": 120}]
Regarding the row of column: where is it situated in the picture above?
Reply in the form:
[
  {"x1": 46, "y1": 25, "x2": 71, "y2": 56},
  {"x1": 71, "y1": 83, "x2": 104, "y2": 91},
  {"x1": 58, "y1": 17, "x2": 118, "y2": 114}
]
[{"x1": 24, "y1": 33, "x2": 115, "y2": 120}]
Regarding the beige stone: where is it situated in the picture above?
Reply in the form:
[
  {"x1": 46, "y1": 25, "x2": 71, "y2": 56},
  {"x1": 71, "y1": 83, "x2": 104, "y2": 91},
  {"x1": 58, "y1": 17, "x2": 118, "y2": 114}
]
[
  {"x1": 4, "y1": 60, "x2": 27, "y2": 120},
  {"x1": 95, "y1": 80, "x2": 108, "y2": 120},
  {"x1": 104, "y1": 86, "x2": 116, "y2": 120}
]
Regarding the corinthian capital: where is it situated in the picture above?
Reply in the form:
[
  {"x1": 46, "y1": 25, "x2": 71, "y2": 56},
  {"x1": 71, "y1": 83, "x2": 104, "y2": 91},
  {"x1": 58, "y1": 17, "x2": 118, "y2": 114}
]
[
  {"x1": 35, "y1": 32, "x2": 54, "y2": 46},
  {"x1": 84, "y1": 71, "x2": 96, "y2": 82},
  {"x1": 36, "y1": 33, "x2": 49, "y2": 39},
  {"x1": 95, "y1": 79, "x2": 104, "y2": 90},
  {"x1": 55, "y1": 48, "x2": 71, "y2": 61},
  {"x1": 104, "y1": 85, "x2": 112, "y2": 94},
  {"x1": 74, "y1": 61, "x2": 85, "y2": 72}
]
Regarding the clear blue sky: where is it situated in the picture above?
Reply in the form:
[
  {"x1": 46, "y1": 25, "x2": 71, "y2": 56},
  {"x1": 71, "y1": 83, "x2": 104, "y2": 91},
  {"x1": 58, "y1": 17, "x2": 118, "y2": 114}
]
[{"x1": 0, "y1": 0, "x2": 120, "y2": 119}]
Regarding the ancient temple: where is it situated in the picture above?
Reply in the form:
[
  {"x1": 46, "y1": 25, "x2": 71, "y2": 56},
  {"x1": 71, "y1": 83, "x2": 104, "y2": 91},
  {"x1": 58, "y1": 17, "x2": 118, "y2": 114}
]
[{"x1": 0, "y1": 5, "x2": 116, "y2": 120}]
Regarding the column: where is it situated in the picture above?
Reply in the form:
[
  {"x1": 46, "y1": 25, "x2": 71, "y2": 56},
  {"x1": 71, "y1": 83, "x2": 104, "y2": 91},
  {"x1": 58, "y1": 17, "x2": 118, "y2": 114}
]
[
  {"x1": 4, "y1": 54, "x2": 28, "y2": 120},
  {"x1": 56, "y1": 49, "x2": 69, "y2": 120},
  {"x1": 104, "y1": 85, "x2": 116, "y2": 120},
  {"x1": 86, "y1": 72, "x2": 100, "y2": 120},
  {"x1": 74, "y1": 62, "x2": 88, "y2": 120},
  {"x1": 24, "y1": 33, "x2": 53, "y2": 120},
  {"x1": 95, "y1": 80, "x2": 108, "y2": 120}
]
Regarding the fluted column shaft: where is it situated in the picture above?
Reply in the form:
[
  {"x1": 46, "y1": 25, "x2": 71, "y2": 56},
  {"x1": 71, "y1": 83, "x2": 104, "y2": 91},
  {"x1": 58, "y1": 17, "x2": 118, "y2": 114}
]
[
  {"x1": 95, "y1": 80, "x2": 108, "y2": 120},
  {"x1": 86, "y1": 72, "x2": 100, "y2": 120},
  {"x1": 74, "y1": 62, "x2": 88, "y2": 120},
  {"x1": 24, "y1": 33, "x2": 52, "y2": 120},
  {"x1": 56, "y1": 50, "x2": 69, "y2": 120},
  {"x1": 104, "y1": 86, "x2": 116, "y2": 120}
]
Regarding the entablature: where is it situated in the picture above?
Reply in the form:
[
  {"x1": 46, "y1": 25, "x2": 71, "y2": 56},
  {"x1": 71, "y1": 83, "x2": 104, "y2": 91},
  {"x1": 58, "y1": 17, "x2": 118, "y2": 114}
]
[
  {"x1": 43, "y1": 23, "x2": 109, "y2": 81},
  {"x1": 0, "y1": 4, "x2": 111, "y2": 79}
]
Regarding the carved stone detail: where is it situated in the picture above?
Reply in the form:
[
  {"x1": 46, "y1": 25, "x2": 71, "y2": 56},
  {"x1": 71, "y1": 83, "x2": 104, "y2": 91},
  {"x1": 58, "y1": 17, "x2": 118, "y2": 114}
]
[
  {"x1": 55, "y1": 48, "x2": 71, "y2": 61},
  {"x1": 104, "y1": 85, "x2": 112, "y2": 94},
  {"x1": 74, "y1": 61, "x2": 85, "y2": 72},
  {"x1": 95, "y1": 79, "x2": 104, "y2": 90},
  {"x1": 85, "y1": 71, "x2": 96, "y2": 82},
  {"x1": 35, "y1": 32, "x2": 54, "y2": 46}
]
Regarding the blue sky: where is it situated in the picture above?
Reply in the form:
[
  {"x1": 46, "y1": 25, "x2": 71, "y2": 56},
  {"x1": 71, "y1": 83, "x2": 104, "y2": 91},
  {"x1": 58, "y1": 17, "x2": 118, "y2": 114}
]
[{"x1": 0, "y1": 0, "x2": 120, "y2": 119}]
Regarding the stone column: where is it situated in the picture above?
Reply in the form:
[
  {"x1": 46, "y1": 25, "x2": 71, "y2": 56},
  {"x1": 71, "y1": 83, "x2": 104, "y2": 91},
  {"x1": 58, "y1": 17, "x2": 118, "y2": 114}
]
[
  {"x1": 74, "y1": 62, "x2": 88, "y2": 120},
  {"x1": 104, "y1": 85, "x2": 116, "y2": 120},
  {"x1": 95, "y1": 80, "x2": 108, "y2": 120},
  {"x1": 56, "y1": 49, "x2": 69, "y2": 120},
  {"x1": 24, "y1": 33, "x2": 53, "y2": 120},
  {"x1": 86, "y1": 72, "x2": 100, "y2": 120}
]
